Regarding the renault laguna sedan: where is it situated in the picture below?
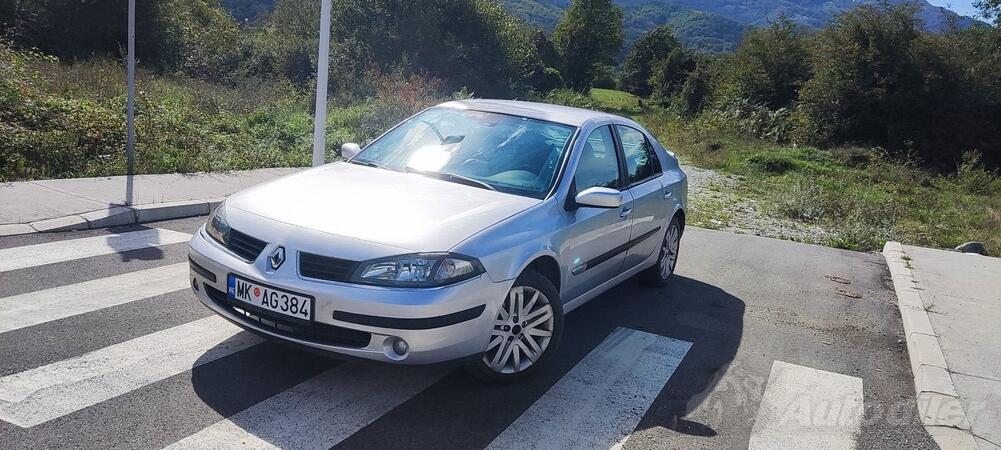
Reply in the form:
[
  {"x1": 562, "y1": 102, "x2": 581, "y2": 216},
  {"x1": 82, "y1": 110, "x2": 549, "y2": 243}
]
[{"x1": 188, "y1": 99, "x2": 687, "y2": 382}]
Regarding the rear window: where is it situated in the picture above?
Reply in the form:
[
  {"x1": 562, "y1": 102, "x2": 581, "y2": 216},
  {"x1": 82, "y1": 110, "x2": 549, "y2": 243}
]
[{"x1": 616, "y1": 125, "x2": 661, "y2": 185}]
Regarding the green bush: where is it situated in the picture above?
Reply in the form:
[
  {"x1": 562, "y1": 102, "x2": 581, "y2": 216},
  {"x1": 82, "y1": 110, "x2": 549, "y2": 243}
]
[
  {"x1": 540, "y1": 88, "x2": 595, "y2": 110},
  {"x1": 746, "y1": 153, "x2": 798, "y2": 174},
  {"x1": 955, "y1": 152, "x2": 1000, "y2": 195},
  {"x1": 1, "y1": 0, "x2": 241, "y2": 80},
  {"x1": 702, "y1": 98, "x2": 794, "y2": 142}
]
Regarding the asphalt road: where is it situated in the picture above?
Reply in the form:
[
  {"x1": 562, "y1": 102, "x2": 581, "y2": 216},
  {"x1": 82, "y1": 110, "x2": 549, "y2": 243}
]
[{"x1": 0, "y1": 216, "x2": 936, "y2": 449}]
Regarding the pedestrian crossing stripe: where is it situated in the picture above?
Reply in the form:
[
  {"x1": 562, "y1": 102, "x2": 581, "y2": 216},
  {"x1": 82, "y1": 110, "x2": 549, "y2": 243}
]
[
  {"x1": 487, "y1": 327, "x2": 691, "y2": 450},
  {"x1": 165, "y1": 364, "x2": 447, "y2": 449},
  {"x1": 0, "y1": 316, "x2": 260, "y2": 428},
  {"x1": 0, "y1": 228, "x2": 190, "y2": 273},
  {"x1": 748, "y1": 361, "x2": 864, "y2": 450},
  {"x1": 0, "y1": 262, "x2": 190, "y2": 334}
]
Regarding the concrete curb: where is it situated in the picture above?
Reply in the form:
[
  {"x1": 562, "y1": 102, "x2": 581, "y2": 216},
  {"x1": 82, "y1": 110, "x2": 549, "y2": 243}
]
[
  {"x1": 883, "y1": 241, "x2": 979, "y2": 450},
  {"x1": 0, "y1": 197, "x2": 223, "y2": 237}
]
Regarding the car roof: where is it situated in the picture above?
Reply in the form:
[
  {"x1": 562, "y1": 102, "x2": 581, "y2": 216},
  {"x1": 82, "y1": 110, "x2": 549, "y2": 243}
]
[{"x1": 436, "y1": 99, "x2": 620, "y2": 127}]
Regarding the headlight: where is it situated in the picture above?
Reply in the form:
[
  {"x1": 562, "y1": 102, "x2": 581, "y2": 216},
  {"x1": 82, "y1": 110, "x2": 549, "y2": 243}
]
[
  {"x1": 206, "y1": 201, "x2": 230, "y2": 245},
  {"x1": 350, "y1": 253, "x2": 484, "y2": 287}
]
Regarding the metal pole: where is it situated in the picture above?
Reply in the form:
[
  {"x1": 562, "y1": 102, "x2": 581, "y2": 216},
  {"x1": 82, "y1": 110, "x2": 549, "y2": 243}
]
[
  {"x1": 311, "y1": 0, "x2": 332, "y2": 167},
  {"x1": 126, "y1": 0, "x2": 136, "y2": 204}
]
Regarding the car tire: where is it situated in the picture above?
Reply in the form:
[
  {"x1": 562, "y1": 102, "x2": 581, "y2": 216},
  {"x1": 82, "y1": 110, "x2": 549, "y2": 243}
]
[
  {"x1": 466, "y1": 269, "x2": 564, "y2": 383},
  {"x1": 640, "y1": 215, "x2": 682, "y2": 287}
]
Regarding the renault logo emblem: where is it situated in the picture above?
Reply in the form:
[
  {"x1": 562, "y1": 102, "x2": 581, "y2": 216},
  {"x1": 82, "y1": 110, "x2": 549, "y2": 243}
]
[{"x1": 269, "y1": 246, "x2": 286, "y2": 270}]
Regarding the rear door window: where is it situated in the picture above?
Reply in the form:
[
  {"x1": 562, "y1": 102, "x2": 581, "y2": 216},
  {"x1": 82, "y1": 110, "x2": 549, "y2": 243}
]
[{"x1": 615, "y1": 125, "x2": 661, "y2": 186}]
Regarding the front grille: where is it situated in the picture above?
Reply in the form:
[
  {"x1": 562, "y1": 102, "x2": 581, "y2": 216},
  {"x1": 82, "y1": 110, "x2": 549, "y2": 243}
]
[
  {"x1": 204, "y1": 285, "x2": 371, "y2": 348},
  {"x1": 299, "y1": 252, "x2": 358, "y2": 282},
  {"x1": 227, "y1": 229, "x2": 268, "y2": 261}
]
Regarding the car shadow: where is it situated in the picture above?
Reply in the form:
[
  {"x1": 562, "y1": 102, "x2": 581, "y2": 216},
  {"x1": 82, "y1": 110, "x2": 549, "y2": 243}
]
[
  {"x1": 567, "y1": 274, "x2": 745, "y2": 439},
  {"x1": 186, "y1": 274, "x2": 744, "y2": 448}
]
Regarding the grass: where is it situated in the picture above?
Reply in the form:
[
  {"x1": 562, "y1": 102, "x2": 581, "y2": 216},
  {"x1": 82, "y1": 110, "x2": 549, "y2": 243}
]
[
  {"x1": 588, "y1": 89, "x2": 1001, "y2": 256},
  {"x1": 588, "y1": 88, "x2": 643, "y2": 115}
]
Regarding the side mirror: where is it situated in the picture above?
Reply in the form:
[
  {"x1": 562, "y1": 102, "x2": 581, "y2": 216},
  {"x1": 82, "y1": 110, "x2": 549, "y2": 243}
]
[
  {"x1": 574, "y1": 187, "x2": 623, "y2": 209},
  {"x1": 341, "y1": 142, "x2": 361, "y2": 160}
]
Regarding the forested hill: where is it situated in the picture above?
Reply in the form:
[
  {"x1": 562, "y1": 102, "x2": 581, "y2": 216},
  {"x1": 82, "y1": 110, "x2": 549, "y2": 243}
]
[
  {"x1": 499, "y1": 0, "x2": 747, "y2": 53},
  {"x1": 496, "y1": 0, "x2": 975, "y2": 53},
  {"x1": 220, "y1": 0, "x2": 975, "y2": 54}
]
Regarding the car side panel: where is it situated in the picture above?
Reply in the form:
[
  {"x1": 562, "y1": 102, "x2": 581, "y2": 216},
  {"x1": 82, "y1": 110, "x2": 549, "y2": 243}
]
[
  {"x1": 561, "y1": 189, "x2": 634, "y2": 301},
  {"x1": 622, "y1": 176, "x2": 668, "y2": 270}
]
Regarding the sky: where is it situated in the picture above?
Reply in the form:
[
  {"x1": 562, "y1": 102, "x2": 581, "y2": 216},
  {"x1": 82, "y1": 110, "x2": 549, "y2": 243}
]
[{"x1": 926, "y1": 0, "x2": 980, "y2": 17}]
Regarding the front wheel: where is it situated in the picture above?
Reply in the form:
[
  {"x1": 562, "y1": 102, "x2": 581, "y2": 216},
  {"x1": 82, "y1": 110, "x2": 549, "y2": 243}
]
[
  {"x1": 640, "y1": 216, "x2": 682, "y2": 287},
  {"x1": 466, "y1": 269, "x2": 564, "y2": 383}
]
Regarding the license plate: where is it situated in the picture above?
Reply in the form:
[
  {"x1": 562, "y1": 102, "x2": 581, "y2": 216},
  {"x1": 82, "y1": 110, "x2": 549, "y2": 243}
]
[{"x1": 227, "y1": 275, "x2": 313, "y2": 321}]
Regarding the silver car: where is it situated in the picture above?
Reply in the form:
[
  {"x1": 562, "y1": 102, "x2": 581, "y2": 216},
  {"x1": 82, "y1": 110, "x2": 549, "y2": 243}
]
[{"x1": 188, "y1": 99, "x2": 687, "y2": 381}]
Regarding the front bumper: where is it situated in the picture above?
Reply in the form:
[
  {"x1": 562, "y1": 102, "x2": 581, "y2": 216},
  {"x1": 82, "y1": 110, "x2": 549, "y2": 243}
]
[{"x1": 187, "y1": 227, "x2": 510, "y2": 365}]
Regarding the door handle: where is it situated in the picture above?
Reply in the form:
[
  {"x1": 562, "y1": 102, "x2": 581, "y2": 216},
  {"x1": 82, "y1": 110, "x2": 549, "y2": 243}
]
[
  {"x1": 663, "y1": 189, "x2": 673, "y2": 199},
  {"x1": 619, "y1": 207, "x2": 632, "y2": 219}
]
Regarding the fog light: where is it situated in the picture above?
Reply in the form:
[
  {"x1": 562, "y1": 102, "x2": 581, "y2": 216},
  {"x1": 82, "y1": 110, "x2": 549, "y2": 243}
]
[{"x1": 392, "y1": 338, "x2": 409, "y2": 356}]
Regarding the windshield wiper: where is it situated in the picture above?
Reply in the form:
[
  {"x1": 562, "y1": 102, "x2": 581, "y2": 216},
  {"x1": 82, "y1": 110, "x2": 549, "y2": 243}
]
[
  {"x1": 403, "y1": 166, "x2": 497, "y2": 191},
  {"x1": 348, "y1": 159, "x2": 385, "y2": 169},
  {"x1": 438, "y1": 172, "x2": 497, "y2": 191}
]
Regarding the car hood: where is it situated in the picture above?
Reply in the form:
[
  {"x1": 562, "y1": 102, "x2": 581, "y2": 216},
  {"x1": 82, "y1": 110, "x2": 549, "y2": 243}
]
[{"x1": 226, "y1": 162, "x2": 540, "y2": 252}]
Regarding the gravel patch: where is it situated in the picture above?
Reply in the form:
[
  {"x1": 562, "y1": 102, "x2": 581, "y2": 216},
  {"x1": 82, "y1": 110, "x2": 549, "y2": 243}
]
[{"x1": 682, "y1": 164, "x2": 833, "y2": 245}]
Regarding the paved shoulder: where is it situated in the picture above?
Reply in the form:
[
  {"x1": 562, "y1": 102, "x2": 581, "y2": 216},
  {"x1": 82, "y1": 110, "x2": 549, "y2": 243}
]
[{"x1": 886, "y1": 242, "x2": 1000, "y2": 449}]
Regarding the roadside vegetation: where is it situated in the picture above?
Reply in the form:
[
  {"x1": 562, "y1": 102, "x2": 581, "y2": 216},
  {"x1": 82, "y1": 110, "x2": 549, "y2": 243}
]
[
  {"x1": 2, "y1": 0, "x2": 999, "y2": 254},
  {"x1": 566, "y1": 87, "x2": 1001, "y2": 256},
  {"x1": 639, "y1": 109, "x2": 1001, "y2": 256}
]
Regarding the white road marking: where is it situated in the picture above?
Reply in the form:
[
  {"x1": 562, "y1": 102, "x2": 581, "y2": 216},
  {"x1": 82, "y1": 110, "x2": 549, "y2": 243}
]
[
  {"x1": 165, "y1": 364, "x2": 446, "y2": 450},
  {"x1": 748, "y1": 361, "x2": 864, "y2": 450},
  {"x1": 0, "y1": 228, "x2": 190, "y2": 272},
  {"x1": 0, "y1": 262, "x2": 189, "y2": 333},
  {"x1": 487, "y1": 327, "x2": 692, "y2": 450},
  {"x1": 0, "y1": 316, "x2": 259, "y2": 427}
]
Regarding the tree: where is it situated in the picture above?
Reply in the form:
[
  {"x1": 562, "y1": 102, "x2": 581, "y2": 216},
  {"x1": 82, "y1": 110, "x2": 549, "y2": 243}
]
[
  {"x1": 521, "y1": 30, "x2": 565, "y2": 92},
  {"x1": 974, "y1": 0, "x2": 1001, "y2": 25},
  {"x1": 674, "y1": 57, "x2": 719, "y2": 116},
  {"x1": 793, "y1": 4, "x2": 930, "y2": 154},
  {"x1": 553, "y1": 0, "x2": 623, "y2": 92},
  {"x1": 533, "y1": 29, "x2": 562, "y2": 71},
  {"x1": 619, "y1": 26, "x2": 684, "y2": 97},
  {"x1": 648, "y1": 46, "x2": 694, "y2": 102},
  {"x1": 719, "y1": 19, "x2": 810, "y2": 110},
  {"x1": 247, "y1": 0, "x2": 541, "y2": 98}
]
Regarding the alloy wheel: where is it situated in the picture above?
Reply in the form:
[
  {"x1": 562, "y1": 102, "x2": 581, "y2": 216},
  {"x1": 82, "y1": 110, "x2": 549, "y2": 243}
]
[
  {"x1": 660, "y1": 224, "x2": 680, "y2": 279},
  {"x1": 483, "y1": 285, "x2": 554, "y2": 374}
]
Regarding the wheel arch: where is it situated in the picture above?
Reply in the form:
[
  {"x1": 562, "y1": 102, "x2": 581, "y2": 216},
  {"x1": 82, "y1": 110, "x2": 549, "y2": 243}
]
[
  {"x1": 673, "y1": 207, "x2": 686, "y2": 235},
  {"x1": 523, "y1": 255, "x2": 561, "y2": 294}
]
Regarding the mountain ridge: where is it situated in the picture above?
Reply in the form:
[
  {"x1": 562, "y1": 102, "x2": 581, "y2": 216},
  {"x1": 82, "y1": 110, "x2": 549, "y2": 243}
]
[
  {"x1": 497, "y1": 0, "x2": 976, "y2": 54},
  {"x1": 218, "y1": 1, "x2": 979, "y2": 55}
]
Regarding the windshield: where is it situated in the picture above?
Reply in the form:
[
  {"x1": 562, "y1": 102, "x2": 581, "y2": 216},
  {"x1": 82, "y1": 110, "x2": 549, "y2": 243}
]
[{"x1": 352, "y1": 108, "x2": 576, "y2": 198}]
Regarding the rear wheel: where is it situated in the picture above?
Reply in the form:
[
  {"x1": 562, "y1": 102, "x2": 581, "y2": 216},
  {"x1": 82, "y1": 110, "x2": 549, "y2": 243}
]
[
  {"x1": 640, "y1": 216, "x2": 682, "y2": 287},
  {"x1": 466, "y1": 269, "x2": 564, "y2": 383}
]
